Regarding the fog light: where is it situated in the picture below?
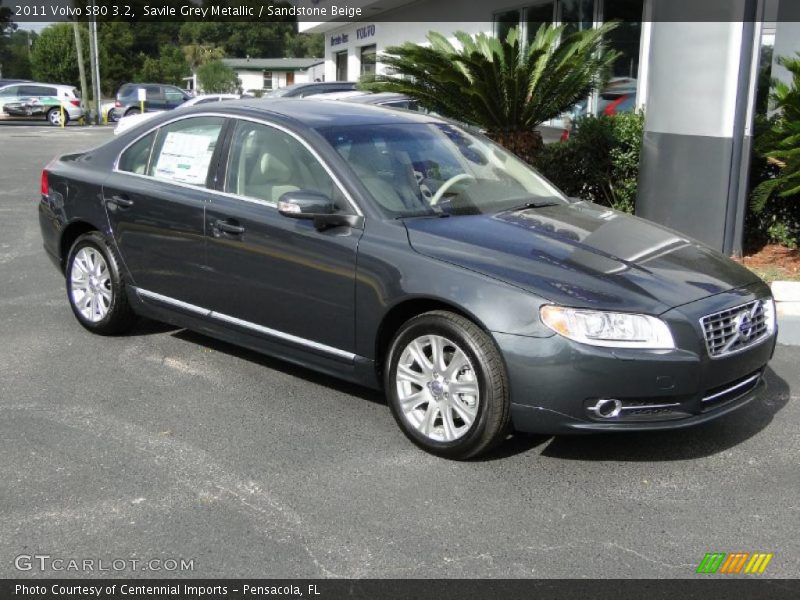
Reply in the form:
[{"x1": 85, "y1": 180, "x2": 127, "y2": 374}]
[{"x1": 588, "y1": 398, "x2": 623, "y2": 419}]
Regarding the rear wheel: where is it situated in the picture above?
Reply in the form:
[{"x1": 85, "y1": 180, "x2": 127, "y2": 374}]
[
  {"x1": 66, "y1": 232, "x2": 136, "y2": 335},
  {"x1": 385, "y1": 310, "x2": 510, "y2": 459},
  {"x1": 47, "y1": 108, "x2": 67, "y2": 127}
]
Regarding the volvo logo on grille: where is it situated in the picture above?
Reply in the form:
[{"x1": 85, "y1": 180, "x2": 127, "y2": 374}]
[{"x1": 735, "y1": 310, "x2": 755, "y2": 342}]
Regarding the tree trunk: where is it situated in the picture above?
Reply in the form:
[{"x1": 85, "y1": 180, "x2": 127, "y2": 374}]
[{"x1": 486, "y1": 129, "x2": 544, "y2": 165}]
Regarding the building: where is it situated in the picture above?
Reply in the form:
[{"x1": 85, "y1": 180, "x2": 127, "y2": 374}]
[
  {"x1": 298, "y1": 0, "x2": 800, "y2": 255},
  {"x1": 220, "y1": 58, "x2": 324, "y2": 94}
]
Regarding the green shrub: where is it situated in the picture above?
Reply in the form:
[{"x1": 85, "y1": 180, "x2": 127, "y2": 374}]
[
  {"x1": 532, "y1": 112, "x2": 644, "y2": 213},
  {"x1": 746, "y1": 53, "x2": 800, "y2": 250}
]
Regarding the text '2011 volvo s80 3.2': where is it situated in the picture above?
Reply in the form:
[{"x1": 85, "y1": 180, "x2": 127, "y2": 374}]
[{"x1": 38, "y1": 99, "x2": 778, "y2": 459}]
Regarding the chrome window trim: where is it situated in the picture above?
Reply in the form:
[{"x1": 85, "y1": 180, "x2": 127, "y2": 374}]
[
  {"x1": 135, "y1": 287, "x2": 356, "y2": 362},
  {"x1": 112, "y1": 111, "x2": 363, "y2": 216}
]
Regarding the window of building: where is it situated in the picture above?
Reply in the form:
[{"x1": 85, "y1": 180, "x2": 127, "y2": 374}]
[
  {"x1": 494, "y1": 9, "x2": 521, "y2": 41},
  {"x1": 493, "y1": 0, "x2": 644, "y2": 116},
  {"x1": 360, "y1": 45, "x2": 377, "y2": 79},
  {"x1": 603, "y1": 0, "x2": 645, "y2": 79},
  {"x1": 526, "y1": 2, "x2": 556, "y2": 42},
  {"x1": 335, "y1": 51, "x2": 348, "y2": 81},
  {"x1": 559, "y1": 0, "x2": 595, "y2": 35},
  {"x1": 263, "y1": 71, "x2": 273, "y2": 90}
]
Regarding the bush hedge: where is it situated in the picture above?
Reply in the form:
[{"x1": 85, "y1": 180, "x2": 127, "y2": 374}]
[{"x1": 532, "y1": 112, "x2": 644, "y2": 214}]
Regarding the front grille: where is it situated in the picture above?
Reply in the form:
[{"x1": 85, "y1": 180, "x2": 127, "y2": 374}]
[
  {"x1": 700, "y1": 299, "x2": 774, "y2": 358},
  {"x1": 702, "y1": 371, "x2": 762, "y2": 411}
]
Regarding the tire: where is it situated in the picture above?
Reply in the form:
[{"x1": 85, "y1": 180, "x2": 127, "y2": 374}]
[
  {"x1": 385, "y1": 310, "x2": 510, "y2": 459},
  {"x1": 65, "y1": 232, "x2": 136, "y2": 335},
  {"x1": 47, "y1": 108, "x2": 67, "y2": 127},
  {"x1": 124, "y1": 108, "x2": 142, "y2": 117}
]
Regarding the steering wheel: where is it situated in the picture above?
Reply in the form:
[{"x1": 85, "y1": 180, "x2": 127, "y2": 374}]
[{"x1": 429, "y1": 173, "x2": 477, "y2": 206}]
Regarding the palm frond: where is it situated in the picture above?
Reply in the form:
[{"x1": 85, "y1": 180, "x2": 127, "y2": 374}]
[{"x1": 363, "y1": 23, "x2": 620, "y2": 136}]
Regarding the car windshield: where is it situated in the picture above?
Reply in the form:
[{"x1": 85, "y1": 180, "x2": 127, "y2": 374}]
[{"x1": 319, "y1": 123, "x2": 567, "y2": 218}]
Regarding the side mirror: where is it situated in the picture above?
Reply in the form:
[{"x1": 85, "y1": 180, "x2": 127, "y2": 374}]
[
  {"x1": 278, "y1": 190, "x2": 363, "y2": 231},
  {"x1": 277, "y1": 190, "x2": 336, "y2": 219}
]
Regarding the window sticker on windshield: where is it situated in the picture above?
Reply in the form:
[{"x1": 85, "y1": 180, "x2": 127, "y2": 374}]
[{"x1": 153, "y1": 131, "x2": 216, "y2": 185}]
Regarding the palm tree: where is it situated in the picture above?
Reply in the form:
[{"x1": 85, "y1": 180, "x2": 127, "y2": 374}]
[
  {"x1": 751, "y1": 54, "x2": 800, "y2": 213},
  {"x1": 362, "y1": 24, "x2": 619, "y2": 162}
]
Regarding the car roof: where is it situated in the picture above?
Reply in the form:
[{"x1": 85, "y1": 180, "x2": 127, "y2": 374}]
[{"x1": 230, "y1": 98, "x2": 436, "y2": 128}]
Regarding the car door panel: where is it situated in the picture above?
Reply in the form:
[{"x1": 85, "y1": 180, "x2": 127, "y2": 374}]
[
  {"x1": 203, "y1": 119, "x2": 362, "y2": 356},
  {"x1": 103, "y1": 116, "x2": 227, "y2": 308},
  {"x1": 204, "y1": 199, "x2": 361, "y2": 354}
]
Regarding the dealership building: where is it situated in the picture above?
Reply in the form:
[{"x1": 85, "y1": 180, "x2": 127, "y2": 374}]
[{"x1": 298, "y1": 0, "x2": 800, "y2": 256}]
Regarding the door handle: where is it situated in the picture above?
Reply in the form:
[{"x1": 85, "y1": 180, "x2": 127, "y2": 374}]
[
  {"x1": 214, "y1": 219, "x2": 245, "y2": 235},
  {"x1": 107, "y1": 194, "x2": 134, "y2": 208}
]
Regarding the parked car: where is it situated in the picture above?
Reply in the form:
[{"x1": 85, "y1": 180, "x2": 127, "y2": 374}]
[
  {"x1": 114, "y1": 94, "x2": 241, "y2": 135},
  {"x1": 344, "y1": 92, "x2": 422, "y2": 111},
  {"x1": 263, "y1": 81, "x2": 357, "y2": 98},
  {"x1": 111, "y1": 83, "x2": 190, "y2": 121},
  {"x1": 38, "y1": 100, "x2": 776, "y2": 459},
  {"x1": 0, "y1": 82, "x2": 83, "y2": 125}
]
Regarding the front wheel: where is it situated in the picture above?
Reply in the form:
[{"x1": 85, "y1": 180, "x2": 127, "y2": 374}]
[
  {"x1": 66, "y1": 232, "x2": 136, "y2": 335},
  {"x1": 385, "y1": 311, "x2": 510, "y2": 459}
]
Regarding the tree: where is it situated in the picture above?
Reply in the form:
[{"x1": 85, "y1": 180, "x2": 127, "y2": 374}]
[
  {"x1": 0, "y1": 0, "x2": 17, "y2": 77},
  {"x1": 362, "y1": 24, "x2": 619, "y2": 163},
  {"x1": 30, "y1": 23, "x2": 89, "y2": 88},
  {"x1": 284, "y1": 31, "x2": 324, "y2": 58},
  {"x1": 138, "y1": 46, "x2": 190, "y2": 87},
  {"x1": 1, "y1": 29, "x2": 35, "y2": 79},
  {"x1": 197, "y1": 60, "x2": 239, "y2": 93}
]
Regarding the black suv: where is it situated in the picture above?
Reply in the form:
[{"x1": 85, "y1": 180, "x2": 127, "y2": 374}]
[{"x1": 112, "y1": 83, "x2": 190, "y2": 120}]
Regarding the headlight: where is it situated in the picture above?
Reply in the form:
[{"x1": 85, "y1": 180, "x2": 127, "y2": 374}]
[{"x1": 540, "y1": 305, "x2": 675, "y2": 349}]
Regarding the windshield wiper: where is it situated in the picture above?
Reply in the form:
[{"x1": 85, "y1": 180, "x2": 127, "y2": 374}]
[{"x1": 506, "y1": 200, "x2": 560, "y2": 212}]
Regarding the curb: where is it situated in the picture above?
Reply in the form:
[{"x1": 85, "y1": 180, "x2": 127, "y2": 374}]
[
  {"x1": 772, "y1": 281, "x2": 800, "y2": 317},
  {"x1": 772, "y1": 281, "x2": 800, "y2": 346}
]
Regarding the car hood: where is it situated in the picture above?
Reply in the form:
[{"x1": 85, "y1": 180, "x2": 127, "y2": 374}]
[{"x1": 403, "y1": 201, "x2": 759, "y2": 314}]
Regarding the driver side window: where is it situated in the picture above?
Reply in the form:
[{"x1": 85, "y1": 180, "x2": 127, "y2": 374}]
[{"x1": 224, "y1": 120, "x2": 350, "y2": 212}]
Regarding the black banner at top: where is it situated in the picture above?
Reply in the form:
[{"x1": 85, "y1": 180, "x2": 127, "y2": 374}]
[{"x1": 4, "y1": 0, "x2": 800, "y2": 24}]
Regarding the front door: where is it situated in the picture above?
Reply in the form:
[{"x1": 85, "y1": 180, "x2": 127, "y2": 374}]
[
  {"x1": 103, "y1": 115, "x2": 227, "y2": 306},
  {"x1": 203, "y1": 118, "x2": 362, "y2": 356}
]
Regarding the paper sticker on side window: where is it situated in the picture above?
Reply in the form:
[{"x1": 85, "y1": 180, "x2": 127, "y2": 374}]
[{"x1": 153, "y1": 131, "x2": 216, "y2": 186}]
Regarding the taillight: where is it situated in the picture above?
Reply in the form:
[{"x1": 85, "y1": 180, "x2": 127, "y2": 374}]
[
  {"x1": 41, "y1": 157, "x2": 57, "y2": 197},
  {"x1": 69, "y1": 99, "x2": 81, "y2": 107},
  {"x1": 115, "y1": 101, "x2": 122, "y2": 108}
]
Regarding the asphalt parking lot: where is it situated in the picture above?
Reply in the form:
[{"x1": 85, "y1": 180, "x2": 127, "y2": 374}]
[{"x1": 1, "y1": 124, "x2": 798, "y2": 579}]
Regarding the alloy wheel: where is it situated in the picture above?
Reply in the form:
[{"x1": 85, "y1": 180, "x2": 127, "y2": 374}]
[
  {"x1": 70, "y1": 247, "x2": 112, "y2": 323},
  {"x1": 395, "y1": 334, "x2": 480, "y2": 442}
]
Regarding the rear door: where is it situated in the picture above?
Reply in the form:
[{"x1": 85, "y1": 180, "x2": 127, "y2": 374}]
[
  {"x1": 103, "y1": 115, "x2": 228, "y2": 307},
  {"x1": 203, "y1": 118, "x2": 363, "y2": 356},
  {"x1": 145, "y1": 85, "x2": 166, "y2": 110}
]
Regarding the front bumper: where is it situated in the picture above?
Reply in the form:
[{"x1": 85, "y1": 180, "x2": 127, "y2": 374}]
[{"x1": 498, "y1": 283, "x2": 777, "y2": 434}]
